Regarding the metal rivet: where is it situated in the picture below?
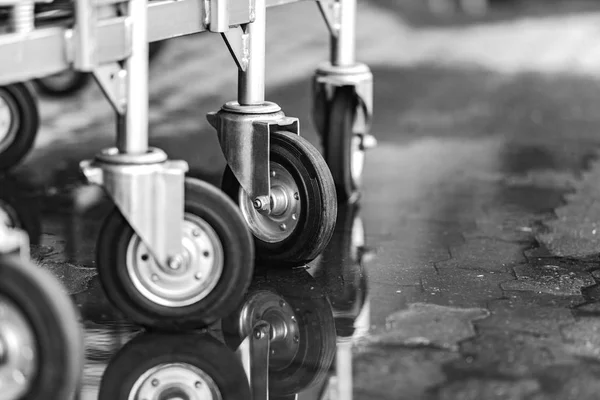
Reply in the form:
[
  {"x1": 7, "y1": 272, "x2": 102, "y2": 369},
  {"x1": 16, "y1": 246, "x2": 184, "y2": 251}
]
[
  {"x1": 203, "y1": 251, "x2": 210, "y2": 258},
  {"x1": 152, "y1": 378, "x2": 159, "y2": 386},
  {"x1": 292, "y1": 213, "x2": 297, "y2": 220},
  {"x1": 291, "y1": 315, "x2": 296, "y2": 322},
  {"x1": 192, "y1": 229, "x2": 200, "y2": 237},
  {"x1": 195, "y1": 381, "x2": 202, "y2": 388},
  {"x1": 271, "y1": 170, "x2": 276, "y2": 177},
  {"x1": 279, "y1": 300, "x2": 286, "y2": 307},
  {"x1": 279, "y1": 223, "x2": 287, "y2": 231},
  {"x1": 151, "y1": 274, "x2": 159, "y2": 282},
  {"x1": 293, "y1": 192, "x2": 299, "y2": 200},
  {"x1": 255, "y1": 330, "x2": 263, "y2": 339},
  {"x1": 271, "y1": 349, "x2": 275, "y2": 355},
  {"x1": 195, "y1": 273, "x2": 202, "y2": 280},
  {"x1": 168, "y1": 255, "x2": 182, "y2": 270},
  {"x1": 293, "y1": 336, "x2": 299, "y2": 343}
]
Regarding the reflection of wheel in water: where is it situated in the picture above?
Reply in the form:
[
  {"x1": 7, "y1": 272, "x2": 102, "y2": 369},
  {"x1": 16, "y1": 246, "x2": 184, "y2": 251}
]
[
  {"x1": 99, "y1": 333, "x2": 251, "y2": 400},
  {"x1": 96, "y1": 178, "x2": 254, "y2": 331},
  {"x1": 316, "y1": 203, "x2": 370, "y2": 338},
  {"x1": 0, "y1": 179, "x2": 41, "y2": 245},
  {"x1": 0, "y1": 254, "x2": 83, "y2": 400},
  {"x1": 222, "y1": 268, "x2": 336, "y2": 396},
  {"x1": 222, "y1": 131, "x2": 337, "y2": 267},
  {"x1": 0, "y1": 82, "x2": 39, "y2": 172}
]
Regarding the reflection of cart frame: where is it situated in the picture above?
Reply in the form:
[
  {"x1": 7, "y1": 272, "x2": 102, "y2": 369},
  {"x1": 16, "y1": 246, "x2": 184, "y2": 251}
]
[{"x1": 0, "y1": 0, "x2": 373, "y2": 329}]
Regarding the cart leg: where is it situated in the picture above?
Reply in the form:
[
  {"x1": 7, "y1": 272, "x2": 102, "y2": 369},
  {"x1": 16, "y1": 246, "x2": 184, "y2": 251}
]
[
  {"x1": 313, "y1": 0, "x2": 375, "y2": 203},
  {"x1": 79, "y1": 0, "x2": 185, "y2": 270},
  {"x1": 210, "y1": 0, "x2": 337, "y2": 266}
]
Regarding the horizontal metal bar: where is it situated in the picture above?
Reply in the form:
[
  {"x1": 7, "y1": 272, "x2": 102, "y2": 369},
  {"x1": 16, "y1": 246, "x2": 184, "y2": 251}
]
[{"x1": 0, "y1": 0, "x2": 316, "y2": 85}]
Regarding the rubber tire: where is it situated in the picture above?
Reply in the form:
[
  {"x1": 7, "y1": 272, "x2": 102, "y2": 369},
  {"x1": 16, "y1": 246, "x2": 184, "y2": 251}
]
[
  {"x1": 323, "y1": 86, "x2": 361, "y2": 203},
  {"x1": 99, "y1": 332, "x2": 251, "y2": 400},
  {"x1": 222, "y1": 268, "x2": 336, "y2": 396},
  {"x1": 0, "y1": 82, "x2": 39, "y2": 172},
  {"x1": 96, "y1": 178, "x2": 254, "y2": 331},
  {"x1": 222, "y1": 131, "x2": 337, "y2": 267},
  {"x1": 35, "y1": 71, "x2": 92, "y2": 98},
  {"x1": 0, "y1": 254, "x2": 83, "y2": 400}
]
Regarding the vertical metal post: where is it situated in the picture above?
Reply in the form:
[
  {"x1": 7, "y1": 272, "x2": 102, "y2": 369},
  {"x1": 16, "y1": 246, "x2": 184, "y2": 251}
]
[
  {"x1": 238, "y1": 0, "x2": 266, "y2": 105},
  {"x1": 74, "y1": 0, "x2": 96, "y2": 71},
  {"x1": 331, "y1": 0, "x2": 356, "y2": 66},
  {"x1": 118, "y1": 0, "x2": 149, "y2": 154}
]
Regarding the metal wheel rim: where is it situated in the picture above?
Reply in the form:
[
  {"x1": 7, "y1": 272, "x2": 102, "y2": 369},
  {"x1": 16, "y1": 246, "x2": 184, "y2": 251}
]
[
  {"x1": 126, "y1": 214, "x2": 224, "y2": 308},
  {"x1": 0, "y1": 294, "x2": 37, "y2": 400},
  {"x1": 350, "y1": 135, "x2": 365, "y2": 189},
  {"x1": 128, "y1": 362, "x2": 222, "y2": 400},
  {"x1": 237, "y1": 290, "x2": 301, "y2": 371},
  {"x1": 0, "y1": 89, "x2": 19, "y2": 153},
  {"x1": 239, "y1": 162, "x2": 301, "y2": 243}
]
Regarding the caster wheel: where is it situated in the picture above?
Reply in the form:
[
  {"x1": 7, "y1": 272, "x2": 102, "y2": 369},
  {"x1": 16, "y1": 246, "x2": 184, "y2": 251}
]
[
  {"x1": 222, "y1": 130, "x2": 337, "y2": 267},
  {"x1": 99, "y1": 333, "x2": 251, "y2": 400},
  {"x1": 0, "y1": 254, "x2": 83, "y2": 400},
  {"x1": 0, "y1": 82, "x2": 39, "y2": 172},
  {"x1": 222, "y1": 268, "x2": 336, "y2": 396},
  {"x1": 96, "y1": 178, "x2": 254, "y2": 331},
  {"x1": 323, "y1": 86, "x2": 365, "y2": 203},
  {"x1": 35, "y1": 70, "x2": 92, "y2": 98}
]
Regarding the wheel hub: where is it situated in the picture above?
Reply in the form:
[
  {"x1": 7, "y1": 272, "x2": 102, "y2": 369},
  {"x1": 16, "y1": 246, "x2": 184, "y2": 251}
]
[
  {"x1": 0, "y1": 295, "x2": 37, "y2": 400},
  {"x1": 237, "y1": 291, "x2": 301, "y2": 371},
  {"x1": 240, "y1": 163, "x2": 301, "y2": 243},
  {"x1": 128, "y1": 363, "x2": 222, "y2": 400},
  {"x1": 126, "y1": 214, "x2": 224, "y2": 308},
  {"x1": 0, "y1": 89, "x2": 18, "y2": 153}
]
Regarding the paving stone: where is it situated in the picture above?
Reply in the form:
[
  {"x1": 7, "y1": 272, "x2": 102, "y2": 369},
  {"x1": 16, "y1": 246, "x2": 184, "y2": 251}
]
[
  {"x1": 37, "y1": 260, "x2": 97, "y2": 295},
  {"x1": 436, "y1": 378, "x2": 540, "y2": 400},
  {"x1": 353, "y1": 346, "x2": 457, "y2": 400},
  {"x1": 529, "y1": 363, "x2": 600, "y2": 400},
  {"x1": 478, "y1": 298, "x2": 576, "y2": 339},
  {"x1": 421, "y1": 269, "x2": 511, "y2": 308},
  {"x1": 365, "y1": 303, "x2": 488, "y2": 351},
  {"x1": 437, "y1": 237, "x2": 527, "y2": 272},
  {"x1": 448, "y1": 330, "x2": 576, "y2": 377},
  {"x1": 561, "y1": 318, "x2": 600, "y2": 360},
  {"x1": 501, "y1": 263, "x2": 595, "y2": 296}
]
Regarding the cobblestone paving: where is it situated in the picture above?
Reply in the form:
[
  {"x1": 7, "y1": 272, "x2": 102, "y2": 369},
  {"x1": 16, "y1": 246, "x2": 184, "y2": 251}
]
[{"x1": 10, "y1": 1, "x2": 600, "y2": 399}]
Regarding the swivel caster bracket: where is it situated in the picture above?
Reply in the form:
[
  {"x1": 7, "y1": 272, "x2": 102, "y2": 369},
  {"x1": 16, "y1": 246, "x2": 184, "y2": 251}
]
[
  {"x1": 80, "y1": 148, "x2": 189, "y2": 270},
  {"x1": 313, "y1": 62, "x2": 374, "y2": 136},
  {"x1": 236, "y1": 321, "x2": 271, "y2": 400},
  {"x1": 0, "y1": 225, "x2": 28, "y2": 259},
  {"x1": 207, "y1": 101, "x2": 299, "y2": 210}
]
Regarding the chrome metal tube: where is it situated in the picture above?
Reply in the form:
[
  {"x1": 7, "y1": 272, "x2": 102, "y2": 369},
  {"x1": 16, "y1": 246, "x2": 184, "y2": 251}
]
[
  {"x1": 331, "y1": 0, "x2": 355, "y2": 66},
  {"x1": 11, "y1": 1, "x2": 34, "y2": 34},
  {"x1": 238, "y1": 0, "x2": 266, "y2": 105},
  {"x1": 118, "y1": 0, "x2": 149, "y2": 154},
  {"x1": 74, "y1": 0, "x2": 96, "y2": 71}
]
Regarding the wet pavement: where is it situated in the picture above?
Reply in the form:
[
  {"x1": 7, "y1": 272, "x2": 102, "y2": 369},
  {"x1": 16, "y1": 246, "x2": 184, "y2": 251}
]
[{"x1": 6, "y1": 1, "x2": 600, "y2": 399}]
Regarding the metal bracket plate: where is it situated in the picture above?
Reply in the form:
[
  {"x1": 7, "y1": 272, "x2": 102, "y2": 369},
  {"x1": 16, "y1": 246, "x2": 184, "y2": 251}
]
[
  {"x1": 221, "y1": 25, "x2": 248, "y2": 71},
  {"x1": 80, "y1": 150, "x2": 189, "y2": 269},
  {"x1": 312, "y1": 62, "x2": 373, "y2": 136},
  {"x1": 316, "y1": 0, "x2": 340, "y2": 37},
  {"x1": 0, "y1": 225, "x2": 29, "y2": 259},
  {"x1": 207, "y1": 101, "x2": 299, "y2": 201},
  {"x1": 236, "y1": 321, "x2": 270, "y2": 400},
  {"x1": 93, "y1": 63, "x2": 128, "y2": 114}
]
